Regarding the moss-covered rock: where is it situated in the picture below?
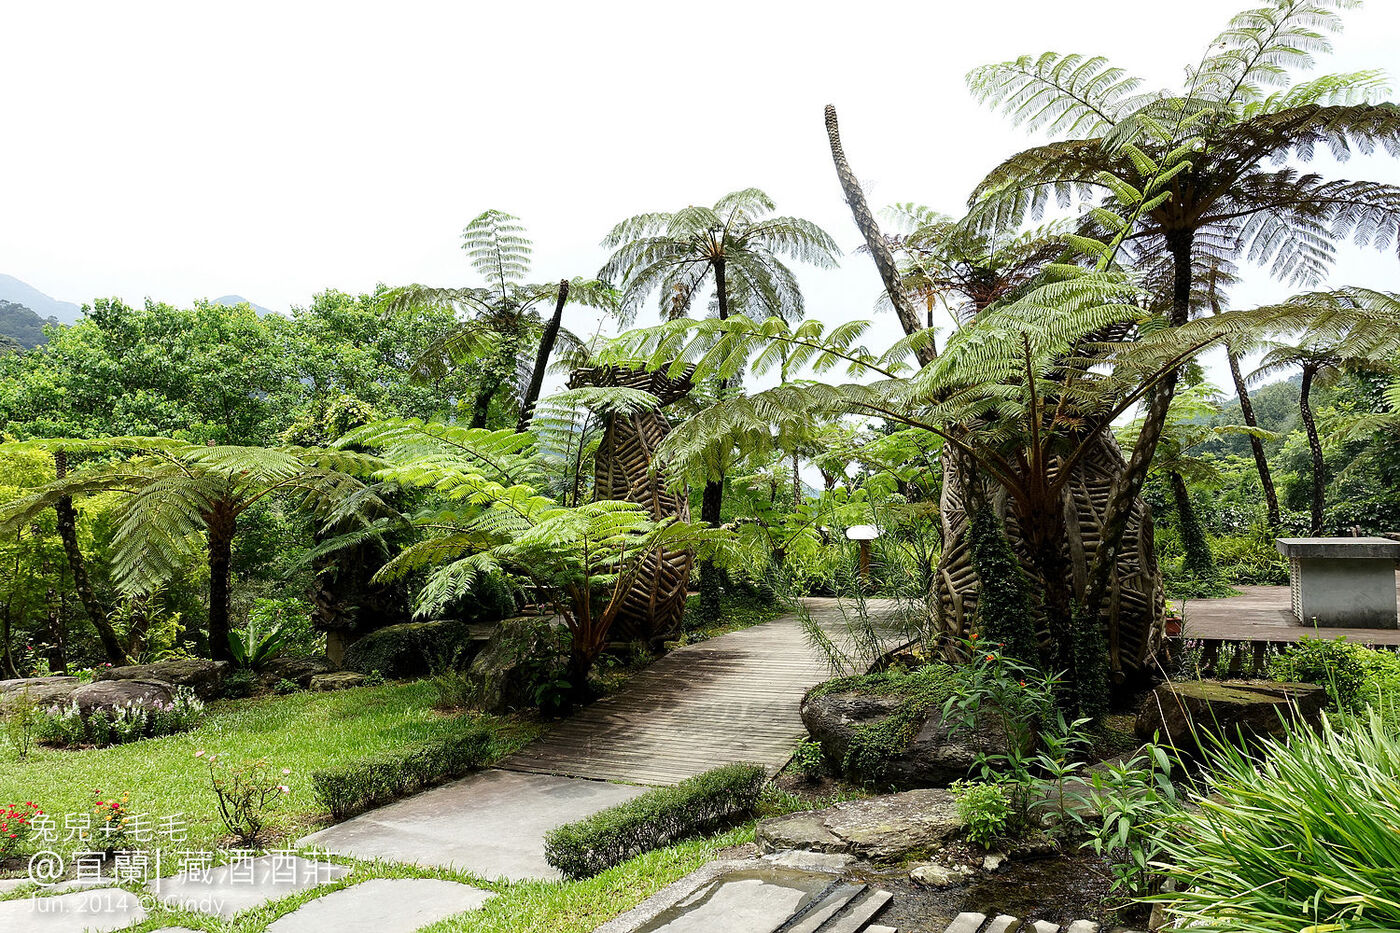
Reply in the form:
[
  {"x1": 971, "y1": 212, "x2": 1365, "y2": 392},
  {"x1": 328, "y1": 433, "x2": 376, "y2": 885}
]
[
  {"x1": 342, "y1": 620, "x2": 474, "y2": 679},
  {"x1": 801, "y1": 666, "x2": 1030, "y2": 789},
  {"x1": 1135, "y1": 679, "x2": 1326, "y2": 755}
]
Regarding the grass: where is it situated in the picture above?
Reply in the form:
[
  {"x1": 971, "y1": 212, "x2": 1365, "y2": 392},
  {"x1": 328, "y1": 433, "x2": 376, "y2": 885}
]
[
  {"x1": 680, "y1": 591, "x2": 786, "y2": 642},
  {"x1": 0, "y1": 681, "x2": 539, "y2": 852}
]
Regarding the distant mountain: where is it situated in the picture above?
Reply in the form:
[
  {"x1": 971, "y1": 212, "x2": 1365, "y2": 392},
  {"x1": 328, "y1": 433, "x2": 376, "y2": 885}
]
[
  {"x1": 0, "y1": 300, "x2": 56, "y2": 348},
  {"x1": 0, "y1": 275, "x2": 83, "y2": 324},
  {"x1": 213, "y1": 295, "x2": 277, "y2": 316}
]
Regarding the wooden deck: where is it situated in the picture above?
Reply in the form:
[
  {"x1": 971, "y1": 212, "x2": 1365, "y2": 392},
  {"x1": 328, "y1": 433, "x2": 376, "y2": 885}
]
[
  {"x1": 500, "y1": 598, "x2": 899, "y2": 786},
  {"x1": 1177, "y1": 572, "x2": 1400, "y2": 646}
]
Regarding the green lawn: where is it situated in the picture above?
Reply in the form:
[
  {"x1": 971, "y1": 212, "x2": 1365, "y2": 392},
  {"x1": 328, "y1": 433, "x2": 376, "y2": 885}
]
[{"x1": 0, "y1": 681, "x2": 539, "y2": 852}]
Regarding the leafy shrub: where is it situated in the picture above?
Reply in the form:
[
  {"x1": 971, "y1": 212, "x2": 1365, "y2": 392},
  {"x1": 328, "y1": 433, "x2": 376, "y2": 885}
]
[
  {"x1": 272, "y1": 677, "x2": 300, "y2": 695},
  {"x1": 544, "y1": 762, "x2": 767, "y2": 879},
  {"x1": 1072, "y1": 744, "x2": 1176, "y2": 898},
  {"x1": 1211, "y1": 532, "x2": 1289, "y2": 586},
  {"x1": 201, "y1": 752, "x2": 289, "y2": 846},
  {"x1": 952, "y1": 780, "x2": 1011, "y2": 848},
  {"x1": 1271, "y1": 637, "x2": 1400, "y2": 714},
  {"x1": 4, "y1": 687, "x2": 40, "y2": 759},
  {"x1": 0, "y1": 802, "x2": 41, "y2": 858},
  {"x1": 222, "y1": 668, "x2": 258, "y2": 698},
  {"x1": 37, "y1": 688, "x2": 205, "y2": 747},
  {"x1": 311, "y1": 724, "x2": 499, "y2": 819},
  {"x1": 1155, "y1": 711, "x2": 1400, "y2": 932},
  {"x1": 790, "y1": 739, "x2": 826, "y2": 782}
]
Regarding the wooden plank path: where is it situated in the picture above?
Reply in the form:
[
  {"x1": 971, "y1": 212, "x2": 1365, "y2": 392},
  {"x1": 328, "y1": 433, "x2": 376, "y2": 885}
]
[
  {"x1": 1179, "y1": 574, "x2": 1400, "y2": 646},
  {"x1": 501, "y1": 598, "x2": 897, "y2": 785}
]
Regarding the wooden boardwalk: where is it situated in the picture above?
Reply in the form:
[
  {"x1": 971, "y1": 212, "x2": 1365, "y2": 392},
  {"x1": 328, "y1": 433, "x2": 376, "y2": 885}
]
[
  {"x1": 1178, "y1": 573, "x2": 1400, "y2": 646},
  {"x1": 501, "y1": 598, "x2": 897, "y2": 786}
]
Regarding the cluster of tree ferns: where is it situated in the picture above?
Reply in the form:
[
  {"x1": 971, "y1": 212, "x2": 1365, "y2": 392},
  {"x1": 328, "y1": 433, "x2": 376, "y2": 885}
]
[{"x1": 2, "y1": 0, "x2": 1400, "y2": 715}]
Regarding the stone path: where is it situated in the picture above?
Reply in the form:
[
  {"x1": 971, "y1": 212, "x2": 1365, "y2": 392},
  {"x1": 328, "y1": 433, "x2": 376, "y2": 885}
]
[
  {"x1": 147, "y1": 854, "x2": 350, "y2": 917},
  {"x1": 300, "y1": 768, "x2": 646, "y2": 880},
  {"x1": 595, "y1": 856, "x2": 894, "y2": 933},
  {"x1": 503, "y1": 598, "x2": 900, "y2": 784},
  {"x1": 0, "y1": 887, "x2": 146, "y2": 932},
  {"x1": 264, "y1": 878, "x2": 493, "y2": 932}
]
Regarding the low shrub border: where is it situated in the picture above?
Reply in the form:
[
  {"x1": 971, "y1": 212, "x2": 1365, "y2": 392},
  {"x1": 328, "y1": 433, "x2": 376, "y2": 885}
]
[
  {"x1": 544, "y1": 762, "x2": 767, "y2": 879},
  {"x1": 311, "y1": 723, "x2": 498, "y2": 819}
]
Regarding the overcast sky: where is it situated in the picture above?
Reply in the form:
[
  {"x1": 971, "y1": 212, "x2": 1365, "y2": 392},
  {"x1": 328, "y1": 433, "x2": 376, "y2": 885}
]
[{"x1": 6, "y1": 0, "x2": 1400, "y2": 388}]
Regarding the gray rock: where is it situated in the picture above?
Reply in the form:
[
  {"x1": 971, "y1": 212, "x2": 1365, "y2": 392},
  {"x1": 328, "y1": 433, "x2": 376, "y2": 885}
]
[
  {"x1": 802, "y1": 690, "x2": 1033, "y2": 789},
  {"x1": 310, "y1": 671, "x2": 367, "y2": 691},
  {"x1": 69, "y1": 679, "x2": 174, "y2": 714},
  {"x1": 982, "y1": 852, "x2": 1006, "y2": 871},
  {"x1": 463, "y1": 616, "x2": 567, "y2": 713},
  {"x1": 95, "y1": 659, "x2": 228, "y2": 699},
  {"x1": 264, "y1": 878, "x2": 493, "y2": 932},
  {"x1": 1136, "y1": 679, "x2": 1327, "y2": 755},
  {"x1": 0, "y1": 676, "x2": 79, "y2": 712},
  {"x1": 909, "y1": 862, "x2": 970, "y2": 887},
  {"x1": 148, "y1": 854, "x2": 350, "y2": 917},
  {"x1": 0, "y1": 886, "x2": 146, "y2": 932},
  {"x1": 762, "y1": 850, "x2": 856, "y2": 873},
  {"x1": 261, "y1": 656, "x2": 332, "y2": 688},
  {"x1": 756, "y1": 788, "x2": 963, "y2": 862}
]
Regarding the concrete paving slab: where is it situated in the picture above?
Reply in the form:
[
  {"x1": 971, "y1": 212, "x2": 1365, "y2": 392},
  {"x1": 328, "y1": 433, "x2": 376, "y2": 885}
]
[
  {"x1": 596, "y1": 858, "x2": 857, "y2": 933},
  {"x1": 0, "y1": 877, "x2": 30, "y2": 894},
  {"x1": 147, "y1": 854, "x2": 350, "y2": 917},
  {"x1": 299, "y1": 769, "x2": 646, "y2": 881},
  {"x1": 0, "y1": 886, "x2": 145, "y2": 932},
  {"x1": 264, "y1": 878, "x2": 493, "y2": 933}
]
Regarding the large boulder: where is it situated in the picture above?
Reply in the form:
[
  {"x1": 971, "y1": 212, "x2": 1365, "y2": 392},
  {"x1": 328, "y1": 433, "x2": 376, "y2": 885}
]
[
  {"x1": 0, "y1": 676, "x2": 80, "y2": 713},
  {"x1": 802, "y1": 689, "x2": 1032, "y2": 789},
  {"x1": 756, "y1": 788, "x2": 963, "y2": 862},
  {"x1": 1136, "y1": 679, "x2": 1327, "y2": 755},
  {"x1": 96, "y1": 659, "x2": 229, "y2": 700},
  {"x1": 261, "y1": 655, "x2": 333, "y2": 689},
  {"x1": 463, "y1": 616, "x2": 568, "y2": 713},
  {"x1": 343, "y1": 620, "x2": 475, "y2": 679},
  {"x1": 70, "y1": 679, "x2": 174, "y2": 715}
]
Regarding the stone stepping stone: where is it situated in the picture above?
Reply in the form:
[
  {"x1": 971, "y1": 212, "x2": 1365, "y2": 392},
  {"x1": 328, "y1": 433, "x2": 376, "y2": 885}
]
[
  {"x1": 0, "y1": 886, "x2": 145, "y2": 932},
  {"x1": 0, "y1": 877, "x2": 31, "y2": 894},
  {"x1": 148, "y1": 854, "x2": 350, "y2": 917},
  {"x1": 265, "y1": 878, "x2": 493, "y2": 932},
  {"x1": 300, "y1": 769, "x2": 646, "y2": 881}
]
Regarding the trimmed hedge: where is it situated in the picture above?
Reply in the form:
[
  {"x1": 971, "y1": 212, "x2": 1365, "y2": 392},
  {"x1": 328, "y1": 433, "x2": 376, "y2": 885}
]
[
  {"x1": 544, "y1": 762, "x2": 767, "y2": 879},
  {"x1": 312, "y1": 724, "x2": 497, "y2": 819}
]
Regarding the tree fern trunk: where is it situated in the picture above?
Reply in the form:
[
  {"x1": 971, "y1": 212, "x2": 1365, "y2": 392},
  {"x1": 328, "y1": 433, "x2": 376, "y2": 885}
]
[
  {"x1": 697, "y1": 258, "x2": 730, "y2": 625},
  {"x1": 1225, "y1": 347, "x2": 1282, "y2": 528},
  {"x1": 824, "y1": 104, "x2": 935, "y2": 367},
  {"x1": 1300, "y1": 365, "x2": 1327, "y2": 535},
  {"x1": 470, "y1": 373, "x2": 504, "y2": 429},
  {"x1": 517, "y1": 279, "x2": 569, "y2": 433},
  {"x1": 206, "y1": 502, "x2": 237, "y2": 663},
  {"x1": 52, "y1": 450, "x2": 127, "y2": 665},
  {"x1": 1170, "y1": 471, "x2": 1215, "y2": 579}
]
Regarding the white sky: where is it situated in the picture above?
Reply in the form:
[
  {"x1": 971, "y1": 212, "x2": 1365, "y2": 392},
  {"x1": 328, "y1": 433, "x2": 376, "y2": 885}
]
[{"x1": 5, "y1": 0, "x2": 1400, "y2": 391}]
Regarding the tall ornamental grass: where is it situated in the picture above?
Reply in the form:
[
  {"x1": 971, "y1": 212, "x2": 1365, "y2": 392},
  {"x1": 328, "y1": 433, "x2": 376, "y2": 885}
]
[{"x1": 1156, "y1": 710, "x2": 1400, "y2": 933}]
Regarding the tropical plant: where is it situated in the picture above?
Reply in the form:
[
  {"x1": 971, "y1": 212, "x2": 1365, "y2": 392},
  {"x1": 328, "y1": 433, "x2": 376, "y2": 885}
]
[
  {"x1": 340, "y1": 416, "x2": 731, "y2": 696},
  {"x1": 966, "y1": 0, "x2": 1400, "y2": 599},
  {"x1": 381, "y1": 210, "x2": 615, "y2": 430},
  {"x1": 600, "y1": 188, "x2": 839, "y2": 623},
  {"x1": 1118, "y1": 384, "x2": 1275, "y2": 582},
  {"x1": 1155, "y1": 710, "x2": 1400, "y2": 933},
  {"x1": 1251, "y1": 288, "x2": 1400, "y2": 533},
  {"x1": 0, "y1": 438, "x2": 379, "y2": 661}
]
